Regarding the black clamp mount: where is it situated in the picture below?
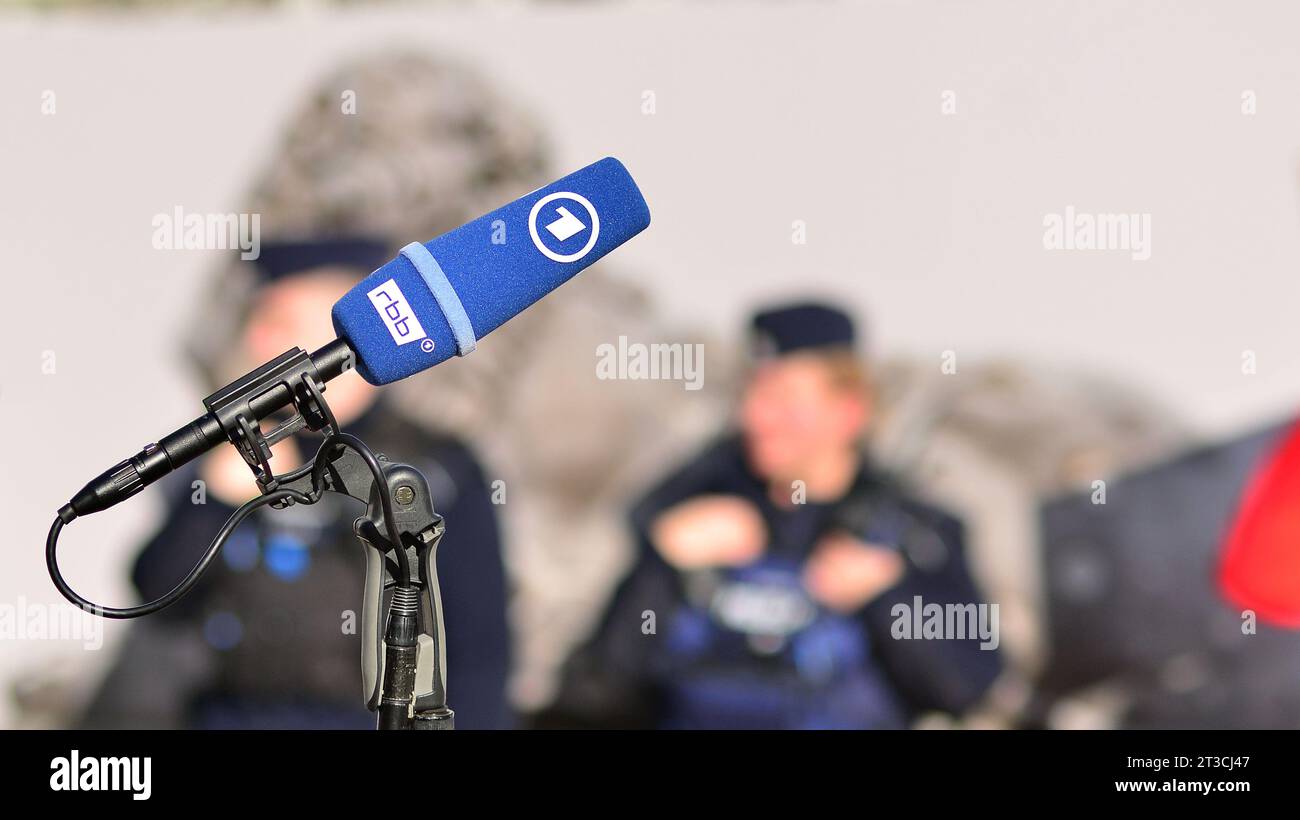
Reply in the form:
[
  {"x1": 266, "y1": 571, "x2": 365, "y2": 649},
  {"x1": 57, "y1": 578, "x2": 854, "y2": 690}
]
[{"x1": 203, "y1": 347, "x2": 339, "y2": 496}]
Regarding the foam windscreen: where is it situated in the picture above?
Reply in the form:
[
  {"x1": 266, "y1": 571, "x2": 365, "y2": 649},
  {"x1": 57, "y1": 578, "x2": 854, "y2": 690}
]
[{"x1": 332, "y1": 157, "x2": 651, "y2": 385}]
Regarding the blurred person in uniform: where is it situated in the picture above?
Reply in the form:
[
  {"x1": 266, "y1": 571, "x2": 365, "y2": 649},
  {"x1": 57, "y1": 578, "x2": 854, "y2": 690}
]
[
  {"x1": 548, "y1": 303, "x2": 1002, "y2": 728},
  {"x1": 71, "y1": 49, "x2": 556, "y2": 729}
]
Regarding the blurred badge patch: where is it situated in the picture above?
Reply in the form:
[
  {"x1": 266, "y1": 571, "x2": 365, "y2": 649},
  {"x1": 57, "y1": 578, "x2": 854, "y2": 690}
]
[{"x1": 709, "y1": 565, "x2": 817, "y2": 651}]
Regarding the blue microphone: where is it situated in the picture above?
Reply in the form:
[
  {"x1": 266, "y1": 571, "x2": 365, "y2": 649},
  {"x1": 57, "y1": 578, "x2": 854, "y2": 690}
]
[
  {"x1": 332, "y1": 156, "x2": 651, "y2": 385},
  {"x1": 61, "y1": 158, "x2": 650, "y2": 519}
]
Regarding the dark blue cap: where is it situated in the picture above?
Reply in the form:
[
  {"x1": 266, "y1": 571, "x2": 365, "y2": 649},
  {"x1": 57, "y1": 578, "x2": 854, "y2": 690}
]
[
  {"x1": 249, "y1": 237, "x2": 391, "y2": 284},
  {"x1": 750, "y1": 302, "x2": 857, "y2": 360}
]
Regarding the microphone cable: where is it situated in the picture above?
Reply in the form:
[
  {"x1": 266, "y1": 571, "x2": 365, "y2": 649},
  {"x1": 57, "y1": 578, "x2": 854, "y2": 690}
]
[{"x1": 46, "y1": 432, "x2": 410, "y2": 619}]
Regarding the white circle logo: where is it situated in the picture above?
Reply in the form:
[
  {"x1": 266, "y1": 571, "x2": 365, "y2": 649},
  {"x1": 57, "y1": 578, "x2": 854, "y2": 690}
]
[{"x1": 528, "y1": 192, "x2": 600, "y2": 263}]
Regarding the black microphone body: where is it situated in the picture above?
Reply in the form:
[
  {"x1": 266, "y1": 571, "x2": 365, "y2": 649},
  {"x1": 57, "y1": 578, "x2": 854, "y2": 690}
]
[{"x1": 63, "y1": 338, "x2": 355, "y2": 521}]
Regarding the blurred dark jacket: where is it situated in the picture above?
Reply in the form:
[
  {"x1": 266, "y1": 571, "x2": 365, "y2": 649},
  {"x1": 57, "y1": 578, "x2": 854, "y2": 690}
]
[
  {"x1": 1037, "y1": 419, "x2": 1300, "y2": 728},
  {"x1": 79, "y1": 403, "x2": 511, "y2": 729},
  {"x1": 546, "y1": 435, "x2": 1002, "y2": 728}
]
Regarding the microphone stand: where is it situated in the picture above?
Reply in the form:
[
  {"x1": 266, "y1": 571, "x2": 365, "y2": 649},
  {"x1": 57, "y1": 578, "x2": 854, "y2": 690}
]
[
  {"x1": 269, "y1": 436, "x2": 455, "y2": 730},
  {"x1": 47, "y1": 345, "x2": 454, "y2": 730},
  {"x1": 205, "y1": 351, "x2": 456, "y2": 730}
]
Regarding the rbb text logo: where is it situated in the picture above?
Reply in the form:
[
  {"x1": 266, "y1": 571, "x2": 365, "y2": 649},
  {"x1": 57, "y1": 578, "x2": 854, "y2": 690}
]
[
  {"x1": 367, "y1": 279, "x2": 428, "y2": 347},
  {"x1": 529, "y1": 192, "x2": 600, "y2": 263}
]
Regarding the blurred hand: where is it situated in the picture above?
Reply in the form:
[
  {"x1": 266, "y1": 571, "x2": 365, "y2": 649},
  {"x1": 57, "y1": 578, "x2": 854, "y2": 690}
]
[
  {"x1": 803, "y1": 531, "x2": 905, "y2": 613},
  {"x1": 200, "y1": 437, "x2": 304, "y2": 507},
  {"x1": 650, "y1": 495, "x2": 767, "y2": 570}
]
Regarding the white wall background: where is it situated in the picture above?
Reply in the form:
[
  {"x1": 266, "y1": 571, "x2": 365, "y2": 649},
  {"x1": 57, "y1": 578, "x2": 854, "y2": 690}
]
[{"x1": 3, "y1": 0, "x2": 1300, "y2": 725}]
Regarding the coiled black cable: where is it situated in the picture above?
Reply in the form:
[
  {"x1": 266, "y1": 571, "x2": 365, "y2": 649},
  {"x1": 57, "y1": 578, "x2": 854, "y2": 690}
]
[{"x1": 46, "y1": 432, "x2": 408, "y2": 619}]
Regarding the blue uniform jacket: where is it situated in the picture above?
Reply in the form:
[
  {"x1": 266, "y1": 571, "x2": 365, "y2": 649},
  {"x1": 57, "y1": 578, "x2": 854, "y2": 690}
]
[{"x1": 550, "y1": 435, "x2": 1001, "y2": 728}]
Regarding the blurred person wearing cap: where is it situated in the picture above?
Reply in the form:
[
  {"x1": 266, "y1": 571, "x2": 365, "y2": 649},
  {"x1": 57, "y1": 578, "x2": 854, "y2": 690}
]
[
  {"x1": 547, "y1": 303, "x2": 1002, "y2": 729},
  {"x1": 78, "y1": 240, "x2": 511, "y2": 729}
]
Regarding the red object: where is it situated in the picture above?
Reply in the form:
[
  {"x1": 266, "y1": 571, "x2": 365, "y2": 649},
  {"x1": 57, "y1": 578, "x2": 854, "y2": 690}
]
[{"x1": 1220, "y1": 419, "x2": 1300, "y2": 628}]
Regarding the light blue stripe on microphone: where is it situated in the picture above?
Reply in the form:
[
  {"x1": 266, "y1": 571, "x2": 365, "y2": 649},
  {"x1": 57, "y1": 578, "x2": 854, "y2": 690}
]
[{"x1": 400, "y1": 241, "x2": 477, "y2": 356}]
